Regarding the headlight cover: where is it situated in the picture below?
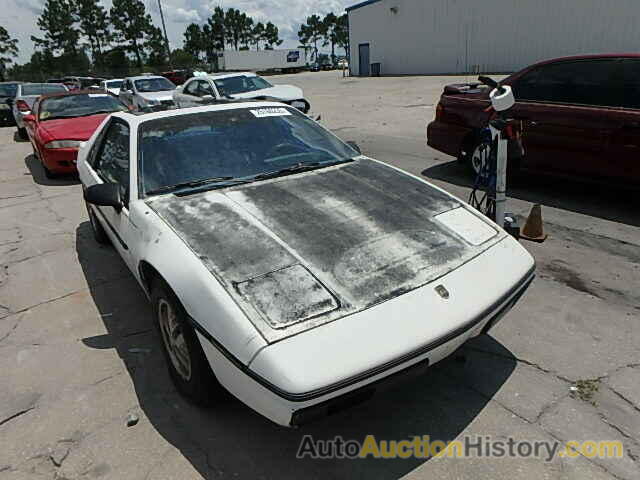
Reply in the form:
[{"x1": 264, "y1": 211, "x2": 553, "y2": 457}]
[{"x1": 45, "y1": 140, "x2": 82, "y2": 149}]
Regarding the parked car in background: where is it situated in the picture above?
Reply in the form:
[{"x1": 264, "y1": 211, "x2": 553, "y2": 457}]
[
  {"x1": 62, "y1": 77, "x2": 104, "y2": 91},
  {"x1": 13, "y1": 83, "x2": 68, "y2": 139},
  {"x1": 174, "y1": 72, "x2": 310, "y2": 113},
  {"x1": 78, "y1": 101, "x2": 534, "y2": 427},
  {"x1": 0, "y1": 82, "x2": 22, "y2": 126},
  {"x1": 427, "y1": 54, "x2": 640, "y2": 186},
  {"x1": 119, "y1": 76, "x2": 176, "y2": 110},
  {"x1": 99, "y1": 79, "x2": 124, "y2": 96},
  {"x1": 23, "y1": 90, "x2": 127, "y2": 178},
  {"x1": 161, "y1": 69, "x2": 193, "y2": 86}
]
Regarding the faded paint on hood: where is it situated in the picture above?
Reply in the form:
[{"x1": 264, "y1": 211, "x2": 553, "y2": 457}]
[
  {"x1": 147, "y1": 159, "x2": 502, "y2": 343},
  {"x1": 39, "y1": 113, "x2": 111, "y2": 140},
  {"x1": 231, "y1": 84, "x2": 304, "y2": 101}
]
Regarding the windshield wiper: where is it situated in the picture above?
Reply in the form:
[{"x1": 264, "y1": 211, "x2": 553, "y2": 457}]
[
  {"x1": 253, "y1": 159, "x2": 355, "y2": 182},
  {"x1": 146, "y1": 176, "x2": 236, "y2": 195}
]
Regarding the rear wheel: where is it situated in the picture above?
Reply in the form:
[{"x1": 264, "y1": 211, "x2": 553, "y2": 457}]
[
  {"x1": 468, "y1": 141, "x2": 491, "y2": 177},
  {"x1": 17, "y1": 127, "x2": 28, "y2": 140},
  {"x1": 151, "y1": 279, "x2": 221, "y2": 406}
]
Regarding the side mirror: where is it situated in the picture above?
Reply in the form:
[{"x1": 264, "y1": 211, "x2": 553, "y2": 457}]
[
  {"x1": 23, "y1": 114, "x2": 35, "y2": 123},
  {"x1": 84, "y1": 183, "x2": 122, "y2": 212},
  {"x1": 346, "y1": 141, "x2": 361, "y2": 154}
]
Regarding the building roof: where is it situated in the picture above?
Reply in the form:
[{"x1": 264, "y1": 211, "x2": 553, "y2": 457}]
[{"x1": 346, "y1": 0, "x2": 382, "y2": 13}]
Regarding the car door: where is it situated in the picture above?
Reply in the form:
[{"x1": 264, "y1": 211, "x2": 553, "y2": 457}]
[
  {"x1": 119, "y1": 79, "x2": 133, "y2": 107},
  {"x1": 85, "y1": 120, "x2": 138, "y2": 270},
  {"x1": 603, "y1": 58, "x2": 640, "y2": 185},
  {"x1": 199, "y1": 80, "x2": 216, "y2": 101},
  {"x1": 509, "y1": 58, "x2": 621, "y2": 179},
  {"x1": 175, "y1": 79, "x2": 198, "y2": 107}
]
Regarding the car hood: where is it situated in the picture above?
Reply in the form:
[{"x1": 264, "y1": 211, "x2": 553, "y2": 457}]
[
  {"x1": 39, "y1": 113, "x2": 111, "y2": 140},
  {"x1": 231, "y1": 84, "x2": 304, "y2": 101},
  {"x1": 147, "y1": 159, "x2": 502, "y2": 343},
  {"x1": 138, "y1": 91, "x2": 174, "y2": 102}
]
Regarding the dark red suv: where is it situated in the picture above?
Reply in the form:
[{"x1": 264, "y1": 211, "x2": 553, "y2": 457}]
[{"x1": 427, "y1": 54, "x2": 640, "y2": 186}]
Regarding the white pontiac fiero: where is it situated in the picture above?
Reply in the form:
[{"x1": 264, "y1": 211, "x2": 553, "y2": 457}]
[{"x1": 78, "y1": 102, "x2": 535, "y2": 427}]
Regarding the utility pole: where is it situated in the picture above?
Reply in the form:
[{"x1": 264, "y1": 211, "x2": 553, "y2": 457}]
[{"x1": 157, "y1": 0, "x2": 173, "y2": 69}]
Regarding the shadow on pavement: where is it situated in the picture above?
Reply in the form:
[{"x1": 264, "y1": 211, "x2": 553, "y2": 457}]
[
  {"x1": 423, "y1": 160, "x2": 640, "y2": 228},
  {"x1": 75, "y1": 221, "x2": 517, "y2": 479},
  {"x1": 24, "y1": 154, "x2": 80, "y2": 186}
]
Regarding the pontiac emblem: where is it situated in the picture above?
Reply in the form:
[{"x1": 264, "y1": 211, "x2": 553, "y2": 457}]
[{"x1": 435, "y1": 285, "x2": 450, "y2": 299}]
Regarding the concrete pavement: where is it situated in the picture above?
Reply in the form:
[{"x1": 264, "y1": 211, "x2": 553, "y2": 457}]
[{"x1": 0, "y1": 70, "x2": 638, "y2": 479}]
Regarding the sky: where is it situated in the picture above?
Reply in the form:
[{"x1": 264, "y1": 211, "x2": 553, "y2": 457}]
[{"x1": 2, "y1": 0, "x2": 355, "y2": 65}]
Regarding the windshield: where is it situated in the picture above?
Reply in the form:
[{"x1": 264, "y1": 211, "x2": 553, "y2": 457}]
[
  {"x1": 106, "y1": 80, "x2": 123, "y2": 89},
  {"x1": 134, "y1": 78, "x2": 175, "y2": 93},
  {"x1": 0, "y1": 84, "x2": 18, "y2": 97},
  {"x1": 39, "y1": 94, "x2": 128, "y2": 121},
  {"x1": 22, "y1": 84, "x2": 67, "y2": 96},
  {"x1": 139, "y1": 106, "x2": 358, "y2": 195},
  {"x1": 213, "y1": 76, "x2": 272, "y2": 96}
]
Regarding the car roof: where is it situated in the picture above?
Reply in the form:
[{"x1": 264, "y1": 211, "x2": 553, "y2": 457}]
[
  {"x1": 529, "y1": 53, "x2": 640, "y2": 68},
  {"x1": 193, "y1": 72, "x2": 258, "y2": 81},
  {"x1": 38, "y1": 89, "x2": 115, "y2": 100},
  {"x1": 127, "y1": 75, "x2": 167, "y2": 81},
  {"x1": 113, "y1": 100, "x2": 290, "y2": 126}
]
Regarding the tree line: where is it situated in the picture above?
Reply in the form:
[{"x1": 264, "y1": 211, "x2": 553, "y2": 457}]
[{"x1": 0, "y1": 2, "x2": 349, "y2": 81}]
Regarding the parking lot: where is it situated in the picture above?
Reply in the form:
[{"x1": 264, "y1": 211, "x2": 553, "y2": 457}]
[{"x1": 0, "y1": 70, "x2": 638, "y2": 479}]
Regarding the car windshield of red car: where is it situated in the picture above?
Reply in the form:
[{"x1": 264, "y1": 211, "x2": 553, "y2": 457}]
[{"x1": 38, "y1": 94, "x2": 128, "y2": 121}]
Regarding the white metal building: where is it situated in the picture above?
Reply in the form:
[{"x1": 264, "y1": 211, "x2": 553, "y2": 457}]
[{"x1": 347, "y1": 0, "x2": 640, "y2": 76}]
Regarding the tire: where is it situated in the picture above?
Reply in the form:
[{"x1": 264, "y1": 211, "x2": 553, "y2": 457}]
[
  {"x1": 17, "y1": 127, "x2": 28, "y2": 140},
  {"x1": 467, "y1": 141, "x2": 491, "y2": 177},
  {"x1": 85, "y1": 202, "x2": 111, "y2": 245},
  {"x1": 151, "y1": 278, "x2": 220, "y2": 406}
]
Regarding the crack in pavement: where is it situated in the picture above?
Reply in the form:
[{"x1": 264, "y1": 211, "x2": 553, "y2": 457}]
[{"x1": 0, "y1": 405, "x2": 36, "y2": 428}]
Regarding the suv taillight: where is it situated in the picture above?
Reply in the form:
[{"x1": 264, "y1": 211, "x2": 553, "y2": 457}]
[
  {"x1": 435, "y1": 102, "x2": 444, "y2": 120},
  {"x1": 16, "y1": 100, "x2": 30, "y2": 112}
]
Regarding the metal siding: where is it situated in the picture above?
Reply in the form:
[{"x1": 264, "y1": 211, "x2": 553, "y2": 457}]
[{"x1": 349, "y1": 0, "x2": 640, "y2": 75}]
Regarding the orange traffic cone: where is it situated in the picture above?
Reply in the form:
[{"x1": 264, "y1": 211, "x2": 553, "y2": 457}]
[{"x1": 520, "y1": 204, "x2": 547, "y2": 243}]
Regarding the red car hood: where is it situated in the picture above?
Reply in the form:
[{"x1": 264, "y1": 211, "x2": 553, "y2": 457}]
[{"x1": 39, "y1": 114, "x2": 110, "y2": 141}]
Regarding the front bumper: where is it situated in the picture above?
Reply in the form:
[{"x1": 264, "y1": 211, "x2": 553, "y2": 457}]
[
  {"x1": 42, "y1": 147, "x2": 79, "y2": 174},
  {"x1": 196, "y1": 260, "x2": 535, "y2": 427}
]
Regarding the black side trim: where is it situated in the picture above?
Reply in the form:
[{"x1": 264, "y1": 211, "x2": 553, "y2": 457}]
[
  {"x1": 190, "y1": 265, "x2": 535, "y2": 402},
  {"x1": 93, "y1": 206, "x2": 129, "y2": 250}
]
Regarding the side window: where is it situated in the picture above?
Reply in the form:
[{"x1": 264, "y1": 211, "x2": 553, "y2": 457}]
[
  {"x1": 514, "y1": 59, "x2": 623, "y2": 107},
  {"x1": 94, "y1": 122, "x2": 130, "y2": 205},
  {"x1": 184, "y1": 80, "x2": 199, "y2": 96},
  {"x1": 199, "y1": 81, "x2": 214, "y2": 97},
  {"x1": 620, "y1": 59, "x2": 640, "y2": 109}
]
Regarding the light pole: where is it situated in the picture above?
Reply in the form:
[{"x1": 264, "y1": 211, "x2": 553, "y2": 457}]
[{"x1": 157, "y1": 0, "x2": 173, "y2": 69}]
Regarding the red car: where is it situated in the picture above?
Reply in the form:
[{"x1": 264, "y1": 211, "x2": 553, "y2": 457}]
[
  {"x1": 427, "y1": 54, "x2": 640, "y2": 186},
  {"x1": 23, "y1": 90, "x2": 128, "y2": 178}
]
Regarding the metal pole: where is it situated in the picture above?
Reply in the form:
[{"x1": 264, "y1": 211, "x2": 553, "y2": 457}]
[
  {"x1": 494, "y1": 128, "x2": 508, "y2": 229},
  {"x1": 157, "y1": 0, "x2": 173, "y2": 69}
]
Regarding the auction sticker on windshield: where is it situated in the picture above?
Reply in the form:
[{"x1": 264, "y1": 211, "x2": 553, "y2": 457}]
[{"x1": 250, "y1": 107, "x2": 291, "y2": 118}]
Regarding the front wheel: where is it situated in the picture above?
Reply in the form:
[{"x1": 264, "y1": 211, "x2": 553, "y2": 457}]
[{"x1": 151, "y1": 279, "x2": 221, "y2": 406}]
